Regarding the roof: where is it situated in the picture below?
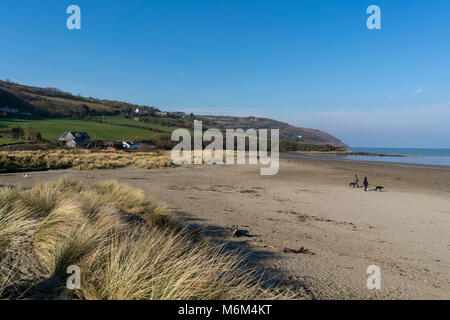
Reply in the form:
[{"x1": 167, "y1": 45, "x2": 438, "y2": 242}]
[
  {"x1": 58, "y1": 131, "x2": 90, "y2": 141},
  {"x1": 72, "y1": 132, "x2": 90, "y2": 139}
]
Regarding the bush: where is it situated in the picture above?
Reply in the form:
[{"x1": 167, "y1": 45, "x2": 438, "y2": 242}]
[
  {"x1": 9, "y1": 126, "x2": 42, "y2": 142},
  {"x1": 10, "y1": 127, "x2": 24, "y2": 139},
  {"x1": 149, "y1": 133, "x2": 177, "y2": 150},
  {"x1": 279, "y1": 140, "x2": 346, "y2": 152}
]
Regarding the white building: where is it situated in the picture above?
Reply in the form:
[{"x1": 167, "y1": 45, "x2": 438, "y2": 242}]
[
  {"x1": 122, "y1": 141, "x2": 141, "y2": 150},
  {"x1": 0, "y1": 106, "x2": 19, "y2": 114},
  {"x1": 135, "y1": 107, "x2": 149, "y2": 116}
]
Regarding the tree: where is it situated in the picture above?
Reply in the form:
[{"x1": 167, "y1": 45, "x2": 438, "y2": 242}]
[{"x1": 79, "y1": 104, "x2": 90, "y2": 119}]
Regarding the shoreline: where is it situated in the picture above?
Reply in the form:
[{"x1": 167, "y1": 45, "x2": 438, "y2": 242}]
[
  {"x1": 282, "y1": 152, "x2": 450, "y2": 168},
  {"x1": 289, "y1": 150, "x2": 415, "y2": 157},
  {"x1": 1, "y1": 153, "x2": 449, "y2": 176}
]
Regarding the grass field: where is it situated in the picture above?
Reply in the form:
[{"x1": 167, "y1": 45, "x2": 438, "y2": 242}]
[
  {"x1": 90, "y1": 115, "x2": 178, "y2": 133},
  {"x1": 0, "y1": 137, "x2": 24, "y2": 145},
  {"x1": 0, "y1": 117, "x2": 158, "y2": 142}
]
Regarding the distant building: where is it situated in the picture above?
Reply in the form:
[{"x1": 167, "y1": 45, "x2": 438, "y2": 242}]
[
  {"x1": 0, "y1": 106, "x2": 19, "y2": 114},
  {"x1": 0, "y1": 106, "x2": 33, "y2": 116},
  {"x1": 58, "y1": 132, "x2": 90, "y2": 148},
  {"x1": 135, "y1": 107, "x2": 150, "y2": 116},
  {"x1": 169, "y1": 112, "x2": 186, "y2": 118},
  {"x1": 122, "y1": 141, "x2": 141, "y2": 150},
  {"x1": 155, "y1": 111, "x2": 168, "y2": 117}
]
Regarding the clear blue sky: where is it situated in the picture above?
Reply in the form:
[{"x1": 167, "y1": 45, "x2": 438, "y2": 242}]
[{"x1": 1, "y1": 0, "x2": 449, "y2": 147}]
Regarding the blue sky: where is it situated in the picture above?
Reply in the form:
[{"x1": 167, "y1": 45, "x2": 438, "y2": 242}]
[{"x1": 1, "y1": 0, "x2": 449, "y2": 147}]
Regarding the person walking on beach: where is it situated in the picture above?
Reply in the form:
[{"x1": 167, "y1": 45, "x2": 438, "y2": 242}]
[
  {"x1": 363, "y1": 177, "x2": 369, "y2": 192},
  {"x1": 354, "y1": 175, "x2": 359, "y2": 188}
]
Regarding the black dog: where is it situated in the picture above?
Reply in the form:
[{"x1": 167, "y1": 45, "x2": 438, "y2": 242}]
[
  {"x1": 375, "y1": 186, "x2": 384, "y2": 192},
  {"x1": 349, "y1": 182, "x2": 357, "y2": 188}
]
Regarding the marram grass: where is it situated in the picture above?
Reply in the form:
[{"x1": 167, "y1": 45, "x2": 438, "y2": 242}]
[
  {"x1": 0, "y1": 178, "x2": 286, "y2": 300},
  {"x1": 0, "y1": 149, "x2": 173, "y2": 173}
]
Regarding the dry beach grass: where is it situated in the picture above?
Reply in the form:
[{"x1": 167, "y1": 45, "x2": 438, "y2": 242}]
[
  {"x1": 0, "y1": 149, "x2": 173, "y2": 173},
  {"x1": 0, "y1": 178, "x2": 284, "y2": 300},
  {"x1": 26, "y1": 158, "x2": 445, "y2": 300}
]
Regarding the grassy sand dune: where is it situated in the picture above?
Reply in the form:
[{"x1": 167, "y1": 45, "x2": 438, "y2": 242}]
[
  {"x1": 0, "y1": 178, "x2": 283, "y2": 300},
  {"x1": 0, "y1": 149, "x2": 242, "y2": 174},
  {"x1": 0, "y1": 149, "x2": 173, "y2": 173}
]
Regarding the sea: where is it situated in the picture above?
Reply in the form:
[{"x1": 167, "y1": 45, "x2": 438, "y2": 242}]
[
  {"x1": 284, "y1": 147, "x2": 450, "y2": 167},
  {"x1": 348, "y1": 147, "x2": 450, "y2": 167}
]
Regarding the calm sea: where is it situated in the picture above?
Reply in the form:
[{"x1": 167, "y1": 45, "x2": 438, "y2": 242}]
[
  {"x1": 348, "y1": 147, "x2": 450, "y2": 166},
  {"x1": 283, "y1": 148, "x2": 450, "y2": 167}
]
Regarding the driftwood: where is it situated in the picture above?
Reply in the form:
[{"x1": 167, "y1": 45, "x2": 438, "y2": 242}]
[
  {"x1": 283, "y1": 247, "x2": 315, "y2": 255},
  {"x1": 230, "y1": 225, "x2": 315, "y2": 255},
  {"x1": 230, "y1": 225, "x2": 245, "y2": 238},
  {"x1": 247, "y1": 241, "x2": 315, "y2": 255}
]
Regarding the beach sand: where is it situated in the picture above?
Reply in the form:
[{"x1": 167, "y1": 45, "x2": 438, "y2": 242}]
[{"x1": 2, "y1": 158, "x2": 449, "y2": 299}]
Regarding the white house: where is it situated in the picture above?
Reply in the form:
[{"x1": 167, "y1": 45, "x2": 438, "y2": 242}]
[
  {"x1": 122, "y1": 141, "x2": 141, "y2": 150},
  {"x1": 135, "y1": 107, "x2": 149, "y2": 116}
]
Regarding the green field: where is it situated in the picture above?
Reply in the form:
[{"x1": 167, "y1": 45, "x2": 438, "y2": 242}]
[
  {"x1": 0, "y1": 117, "x2": 157, "y2": 142},
  {"x1": 0, "y1": 137, "x2": 24, "y2": 145},
  {"x1": 90, "y1": 115, "x2": 177, "y2": 132}
]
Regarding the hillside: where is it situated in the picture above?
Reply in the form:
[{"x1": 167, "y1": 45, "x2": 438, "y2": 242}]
[
  {"x1": 0, "y1": 80, "x2": 345, "y2": 146},
  {"x1": 0, "y1": 80, "x2": 159, "y2": 117},
  {"x1": 196, "y1": 115, "x2": 345, "y2": 146}
]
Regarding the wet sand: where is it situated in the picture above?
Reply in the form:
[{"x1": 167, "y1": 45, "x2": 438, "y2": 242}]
[{"x1": 2, "y1": 157, "x2": 449, "y2": 299}]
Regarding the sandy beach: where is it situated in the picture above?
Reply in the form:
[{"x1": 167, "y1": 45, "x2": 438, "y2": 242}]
[{"x1": 1, "y1": 157, "x2": 449, "y2": 300}]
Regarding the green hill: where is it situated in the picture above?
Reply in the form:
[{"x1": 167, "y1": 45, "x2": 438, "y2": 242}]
[
  {"x1": 0, "y1": 80, "x2": 346, "y2": 147},
  {"x1": 0, "y1": 117, "x2": 157, "y2": 143}
]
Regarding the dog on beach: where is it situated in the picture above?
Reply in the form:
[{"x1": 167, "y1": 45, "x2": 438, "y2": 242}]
[
  {"x1": 349, "y1": 182, "x2": 357, "y2": 188},
  {"x1": 375, "y1": 186, "x2": 384, "y2": 192},
  {"x1": 23, "y1": 174, "x2": 29, "y2": 179}
]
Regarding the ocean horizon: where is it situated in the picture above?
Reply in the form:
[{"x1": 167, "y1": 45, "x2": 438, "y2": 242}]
[
  {"x1": 347, "y1": 147, "x2": 450, "y2": 166},
  {"x1": 284, "y1": 147, "x2": 450, "y2": 167},
  {"x1": 351, "y1": 147, "x2": 450, "y2": 157}
]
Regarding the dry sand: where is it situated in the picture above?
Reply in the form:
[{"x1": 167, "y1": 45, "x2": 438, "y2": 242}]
[{"x1": 1, "y1": 157, "x2": 449, "y2": 300}]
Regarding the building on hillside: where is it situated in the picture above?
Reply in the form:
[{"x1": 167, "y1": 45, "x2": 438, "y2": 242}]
[
  {"x1": 169, "y1": 112, "x2": 186, "y2": 118},
  {"x1": 0, "y1": 106, "x2": 19, "y2": 115},
  {"x1": 58, "y1": 132, "x2": 90, "y2": 148},
  {"x1": 155, "y1": 111, "x2": 168, "y2": 117},
  {"x1": 135, "y1": 107, "x2": 150, "y2": 116},
  {"x1": 122, "y1": 141, "x2": 141, "y2": 150}
]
